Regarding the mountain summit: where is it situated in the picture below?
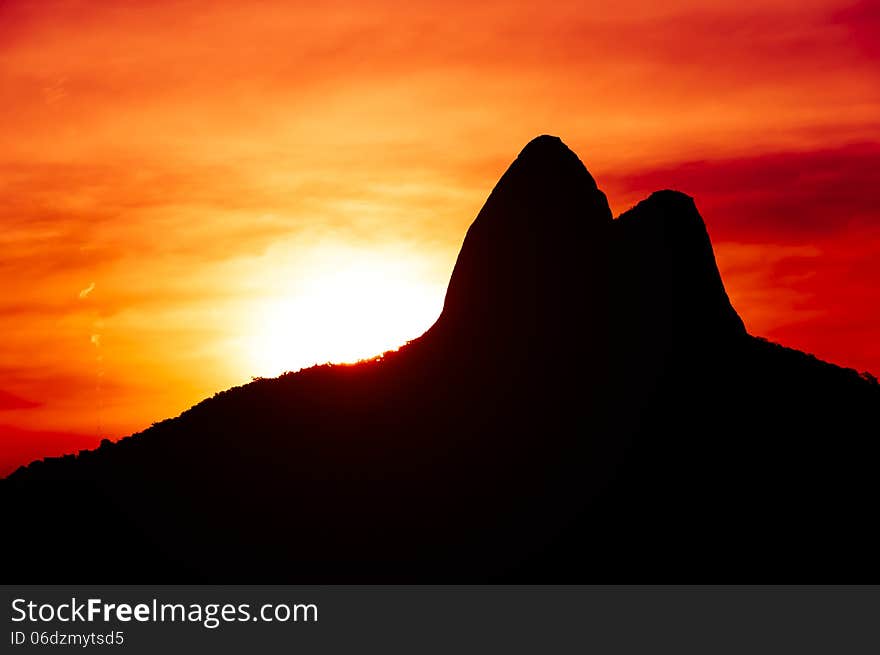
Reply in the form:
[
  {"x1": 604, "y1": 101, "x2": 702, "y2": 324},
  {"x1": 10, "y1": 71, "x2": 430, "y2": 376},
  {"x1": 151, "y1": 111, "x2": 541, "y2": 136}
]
[
  {"x1": 435, "y1": 135, "x2": 612, "y2": 341},
  {"x1": 614, "y1": 189, "x2": 746, "y2": 340},
  {"x1": 3, "y1": 136, "x2": 878, "y2": 583}
]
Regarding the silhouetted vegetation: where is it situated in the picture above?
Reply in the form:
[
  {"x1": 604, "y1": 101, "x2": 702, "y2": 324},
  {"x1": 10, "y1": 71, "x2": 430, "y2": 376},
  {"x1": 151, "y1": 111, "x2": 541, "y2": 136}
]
[{"x1": 2, "y1": 135, "x2": 877, "y2": 582}]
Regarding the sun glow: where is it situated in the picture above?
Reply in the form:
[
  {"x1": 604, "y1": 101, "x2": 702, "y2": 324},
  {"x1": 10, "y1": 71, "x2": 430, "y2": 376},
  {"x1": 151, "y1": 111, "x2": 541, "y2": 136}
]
[{"x1": 244, "y1": 250, "x2": 444, "y2": 378}]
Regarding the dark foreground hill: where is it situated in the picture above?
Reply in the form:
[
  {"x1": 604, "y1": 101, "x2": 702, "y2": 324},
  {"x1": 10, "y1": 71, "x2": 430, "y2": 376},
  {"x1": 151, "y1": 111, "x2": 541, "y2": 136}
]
[{"x1": 3, "y1": 136, "x2": 878, "y2": 582}]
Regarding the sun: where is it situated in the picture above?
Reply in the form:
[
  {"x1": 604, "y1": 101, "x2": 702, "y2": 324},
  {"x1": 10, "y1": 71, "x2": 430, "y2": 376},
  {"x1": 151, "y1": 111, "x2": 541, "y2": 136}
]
[{"x1": 244, "y1": 249, "x2": 443, "y2": 378}]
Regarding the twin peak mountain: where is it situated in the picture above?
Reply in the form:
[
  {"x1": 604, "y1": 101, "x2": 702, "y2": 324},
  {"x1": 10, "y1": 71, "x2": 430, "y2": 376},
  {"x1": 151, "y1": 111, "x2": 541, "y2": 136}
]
[{"x1": 432, "y1": 134, "x2": 744, "y2": 351}]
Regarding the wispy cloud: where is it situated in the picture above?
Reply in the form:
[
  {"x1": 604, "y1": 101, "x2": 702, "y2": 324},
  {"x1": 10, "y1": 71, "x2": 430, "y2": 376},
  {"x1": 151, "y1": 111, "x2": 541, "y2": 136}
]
[
  {"x1": 78, "y1": 281, "x2": 95, "y2": 299},
  {"x1": 0, "y1": 389, "x2": 41, "y2": 411},
  {"x1": 603, "y1": 142, "x2": 880, "y2": 241}
]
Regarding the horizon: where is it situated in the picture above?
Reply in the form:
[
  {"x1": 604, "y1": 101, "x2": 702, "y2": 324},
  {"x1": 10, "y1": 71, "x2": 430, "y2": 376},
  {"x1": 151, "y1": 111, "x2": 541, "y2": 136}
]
[{"x1": 2, "y1": 0, "x2": 879, "y2": 476}]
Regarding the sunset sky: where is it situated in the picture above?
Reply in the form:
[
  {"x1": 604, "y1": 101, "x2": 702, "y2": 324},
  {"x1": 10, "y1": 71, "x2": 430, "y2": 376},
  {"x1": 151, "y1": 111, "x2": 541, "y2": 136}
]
[{"x1": 1, "y1": 0, "x2": 879, "y2": 475}]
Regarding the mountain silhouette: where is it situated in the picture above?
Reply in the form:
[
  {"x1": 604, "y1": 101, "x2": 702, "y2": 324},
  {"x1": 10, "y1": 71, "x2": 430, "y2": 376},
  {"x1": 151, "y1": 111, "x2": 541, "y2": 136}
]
[{"x1": 2, "y1": 136, "x2": 878, "y2": 582}]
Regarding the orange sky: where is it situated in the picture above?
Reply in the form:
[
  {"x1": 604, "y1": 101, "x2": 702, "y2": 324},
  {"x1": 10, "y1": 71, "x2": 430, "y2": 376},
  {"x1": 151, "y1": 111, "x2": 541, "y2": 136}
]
[{"x1": 2, "y1": 0, "x2": 879, "y2": 475}]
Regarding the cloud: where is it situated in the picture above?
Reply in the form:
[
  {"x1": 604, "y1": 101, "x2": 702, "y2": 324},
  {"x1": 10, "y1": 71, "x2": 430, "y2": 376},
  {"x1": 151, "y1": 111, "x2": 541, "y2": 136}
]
[
  {"x1": 78, "y1": 281, "x2": 95, "y2": 298},
  {"x1": 0, "y1": 389, "x2": 41, "y2": 411},
  {"x1": 603, "y1": 141, "x2": 880, "y2": 241},
  {"x1": 833, "y1": 0, "x2": 880, "y2": 59}
]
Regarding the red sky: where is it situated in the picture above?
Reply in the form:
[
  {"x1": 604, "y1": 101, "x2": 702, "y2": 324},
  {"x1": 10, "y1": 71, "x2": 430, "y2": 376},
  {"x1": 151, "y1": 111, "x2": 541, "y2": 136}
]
[{"x1": 1, "y1": 0, "x2": 879, "y2": 476}]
